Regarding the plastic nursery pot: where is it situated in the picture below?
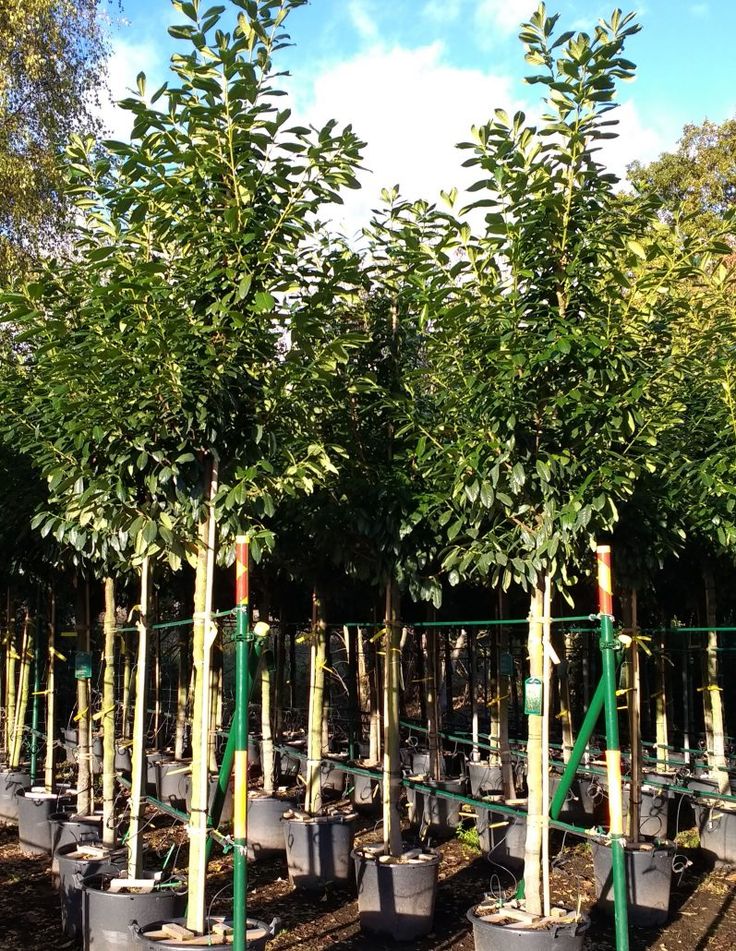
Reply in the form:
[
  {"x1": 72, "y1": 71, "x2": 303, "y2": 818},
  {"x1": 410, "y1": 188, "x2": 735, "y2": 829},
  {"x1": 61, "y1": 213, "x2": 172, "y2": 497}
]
[
  {"x1": 0, "y1": 768, "x2": 31, "y2": 823},
  {"x1": 246, "y1": 793, "x2": 299, "y2": 861},
  {"x1": 283, "y1": 811, "x2": 357, "y2": 890},
  {"x1": 132, "y1": 915, "x2": 280, "y2": 950},
  {"x1": 619, "y1": 783, "x2": 671, "y2": 839},
  {"x1": 57, "y1": 842, "x2": 127, "y2": 942},
  {"x1": 146, "y1": 753, "x2": 171, "y2": 797},
  {"x1": 17, "y1": 787, "x2": 74, "y2": 856},
  {"x1": 350, "y1": 765, "x2": 383, "y2": 817},
  {"x1": 591, "y1": 839, "x2": 675, "y2": 927},
  {"x1": 320, "y1": 756, "x2": 348, "y2": 798},
  {"x1": 115, "y1": 746, "x2": 132, "y2": 776},
  {"x1": 476, "y1": 801, "x2": 527, "y2": 878},
  {"x1": 184, "y1": 773, "x2": 234, "y2": 826},
  {"x1": 62, "y1": 727, "x2": 79, "y2": 755},
  {"x1": 549, "y1": 774, "x2": 606, "y2": 827},
  {"x1": 406, "y1": 776, "x2": 467, "y2": 836},
  {"x1": 276, "y1": 745, "x2": 304, "y2": 784},
  {"x1": 468, "y1": 761, "x2": 503, "y2": 798},
  {"x1": 155, "y1": 759, "x2": 190, "y2": 808},
  {"x1": 466, "y1": 904, "x2": 590, "y2": 951},
  {"x1": 50, "y1": 811, "x2": 104, "y2": 877},
  {"x1": 82, "y1": 871, "x2": 187, "y2": 950},
  {"x1": 353, "y1": 846, "x2": 440, "y2": 941},
  {"x1": 695, "y1": 802, "x2": 736, "y2": 865}
]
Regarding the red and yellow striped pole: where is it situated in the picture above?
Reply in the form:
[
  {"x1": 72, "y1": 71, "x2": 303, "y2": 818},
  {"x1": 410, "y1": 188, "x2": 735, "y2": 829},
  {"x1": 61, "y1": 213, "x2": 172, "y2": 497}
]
[
  {"x1": 233, "y1": 536, "x2": 250, "y2": 948},
  {"x1": 596, "y1": 544, "x2": 629, "y2": 951}
]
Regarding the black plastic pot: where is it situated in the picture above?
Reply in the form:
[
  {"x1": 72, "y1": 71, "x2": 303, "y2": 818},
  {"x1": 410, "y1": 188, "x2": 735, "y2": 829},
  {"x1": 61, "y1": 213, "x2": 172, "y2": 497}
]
[
  {"x1": 476, "y1": 803, "x2": 527, "y2": 876},
  {"x1": 406, "y1": 777, "x2": 466, "y2": 836},
  {"x1": 591, "y1": 839, "x2": 674, "y2": 927},
  {"x1": 353, "y1": 848, "x2": 439, "y2": 941},
  {"x1": 696, "y1": 803, "x2": 736, "y2": 864},
  {"x1": 146, "y1": 753, "x2": 170, "y2": 797},
  {"x1": 92, "y1": 734, "x2": 104, "y2": 775},
  {"x1": 276, "y1": 746, "x2": 304, "y2": 784},
  {"x1": 50, "y1": 811, "x2": 103, "y2": 875},
  {"x1": 82, "y1": 872, "x2": 187, "y2": 950},
  {"x1": 115, "y1": 746, "x2": 132, "y2": 776},
  {"x1": 247, "y1": 794, "x2": 297, "y2": 861},
  {"x1": 468, "y1": 761, "x2": 503, "y2": 798},
  {"x1": 549, "y1": 774, "x2": 605, "y2": 826},
  {"x1": 620, "y1": 783, "x2": 671, "y2": 839},
  {"x1": 17, "y1": 788, "x2": 74, "y2": 855},
  {"x1": 57, "y1": 843, "x2": 127, "y2": 942},
  {"x1": 184, "y1": 773, "x2": 233, "y2": 826},
  {"x1": 350, "y1": 768, "x2": 383, "y2": 816},
  {"x1": 62, "y1": 727, "x2": 79, "y2": 755},
  {"x1": 467, "y1": 905, "x2": 589, "y2": 950},
  {"x1": 283, "y1": 813, "x2": 356, "y2": 889},
  {"x1": 156, "y1": 759, "x2": 190, "y2": 807},
  {"x1": 0, "y1": 768, "x2": 31, "y2": 823},
  {"x1": 132, "y1": 915, "x2": 280, "y2": 950},
  {"x1": 320, "y1": 757, "x2": 347, "y2": 797}
]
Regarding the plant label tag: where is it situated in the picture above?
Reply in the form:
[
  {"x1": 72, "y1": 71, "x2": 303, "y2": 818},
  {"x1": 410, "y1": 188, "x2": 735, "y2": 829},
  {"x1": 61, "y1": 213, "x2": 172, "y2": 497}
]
[
  {"x1": 524, "y1": 677, "x2": 543, "y2": 716},
  {"x1": 75, "y1": 651, "x2": 92, "y2": 680}
]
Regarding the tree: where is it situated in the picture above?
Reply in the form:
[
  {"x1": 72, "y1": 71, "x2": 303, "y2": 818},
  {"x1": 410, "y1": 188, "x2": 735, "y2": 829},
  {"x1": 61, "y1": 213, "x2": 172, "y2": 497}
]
[
  {"x1": 628, "y1": 117, "x2": 736, "y2": 242},
  {"x1": 0, "y1": 0, "x2": 109, "y2": 282}
]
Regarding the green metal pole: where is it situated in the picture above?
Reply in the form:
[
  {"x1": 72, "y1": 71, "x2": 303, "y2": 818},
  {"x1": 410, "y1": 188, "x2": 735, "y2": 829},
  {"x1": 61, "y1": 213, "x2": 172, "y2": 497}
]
[
  {"x1": 549, "y1": 676, "x2": 605, "y2": 820},
  {"x1": 597, "y1": 545, "x2": 629, "y2": 951},
  {"x1": 29, "y1": 594, "x2": 42, "y2": 784},
  {"x1": 232, "y1": 536, "x2": 250, "y2": 951}
]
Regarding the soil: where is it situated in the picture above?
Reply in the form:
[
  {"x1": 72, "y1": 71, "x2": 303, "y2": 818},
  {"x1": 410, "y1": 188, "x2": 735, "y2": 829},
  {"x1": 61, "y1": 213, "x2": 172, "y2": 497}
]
[{"x1": 0, "y1": 810, "x2": 734, "y2": 950}]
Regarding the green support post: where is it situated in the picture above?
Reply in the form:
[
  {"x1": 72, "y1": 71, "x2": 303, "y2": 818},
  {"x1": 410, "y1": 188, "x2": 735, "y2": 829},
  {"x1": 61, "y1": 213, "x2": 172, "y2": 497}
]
[
  {"x1": 597, "y1": 545, "x2": 629, "y2": 951},
  {"x1": 232, "y1": 536, "x2": 251, "y2": 951}
]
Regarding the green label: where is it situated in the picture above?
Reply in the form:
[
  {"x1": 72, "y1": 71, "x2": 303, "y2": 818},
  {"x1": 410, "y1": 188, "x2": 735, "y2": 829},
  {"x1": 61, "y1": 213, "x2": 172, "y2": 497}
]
[
  {"x1": 75, "y1": 651, "x2": 92, "y2": 680},
  {"x1": 524, "y1": 677, "x2": 543, "y2": 716},
  {"x1": 499, "y1": 652, "x2": 514, "y2": 677}
]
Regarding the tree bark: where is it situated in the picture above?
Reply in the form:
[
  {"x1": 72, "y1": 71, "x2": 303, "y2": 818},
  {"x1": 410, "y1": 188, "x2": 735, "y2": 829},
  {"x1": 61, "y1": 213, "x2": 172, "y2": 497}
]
[
  {"x1": 102, "y1": 578, "x2": 117, "y2": 847},
  {"x1": 382, "y1": 579, "x2": 402, "y2": 857},
  {"x1": 702, "y1": 565, "x2": 729, "y2": 794},
  {"x1": 523, "y1": 582, "x2": 545, "y2": 917}
]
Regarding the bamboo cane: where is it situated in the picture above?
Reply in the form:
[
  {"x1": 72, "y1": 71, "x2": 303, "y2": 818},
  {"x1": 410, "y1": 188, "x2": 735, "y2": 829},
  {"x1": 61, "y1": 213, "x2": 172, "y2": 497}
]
[
  {"x1": 10, "y1": 613, "x2": 31, "y2": 769},
  {"x1": 175, "y1": 623, "x2": 188, "y2": 761},
  {"x1": 304, "y1": 591, "x2": 326, "y2": 816},
  {"x1": 383, "y1": 579, "x2": 402, "y2": 857},
  {"x1": 522, "y1": 582, "x2": 544, "y2": 917},
  {"x1": 702, "y1": 566, "x2": 729, "y2": 794},
  {"x1": 44, "y1": 589, "x2": 56, "y2": 791}
]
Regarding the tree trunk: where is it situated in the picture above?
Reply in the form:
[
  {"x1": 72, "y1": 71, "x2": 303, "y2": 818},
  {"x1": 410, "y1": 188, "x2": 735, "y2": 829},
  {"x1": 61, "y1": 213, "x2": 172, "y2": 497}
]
[
  {"x1": 469, "y1": 629, "x2": 480, "y2": 762},
  {"x1": 44, "y1": 589, "x2": 56, "y2": 791},
  {"x1": 498, "y1": 589, "x2": 515, "y2": 798},
  {"x1": 305, "y1": 590, "x2": 326, "y2": 815},
  {"x1": 5, "y1": 593, "x2": 16, "y2": 761},
  {"x1": 655, "y1": 630, "x2": 669, "y2": 771},
  {"x1": 627, "y1": 589, "x2": 641, "y2": 845},
  {"x1": 75, "y1": 582, "x2": 92, "y2": 816},
  {"x1": 186, "y1": 457, "x2": 219, "y2": 934},
  {"x1": 368, "y1": 633, "x2": 381, "y2": 764},
  {"x1": 383, "y1": 579, "x2": 402, "y2": 857},
  {"x1": 346, "y1": 624, "x2": 360, "y2": 760},
  {"x1": 426, "y1": 617, "x2": 443, "y2": 782},
  {"x1": 101, "y1": 578, "x2": 117, "y2": 847},
  {"x1": 128, "y1": 558, "x2": 150, "y2": 877},
  {"x1": 702, "y1": 565, "x2": 729, "y2": 794},
  {"x1": 523, "y1": 582, "x2": 544, "y2": 917},
  {"x1": 261, "y1": 649, "x2": 275, "y2": 795},
  {"x1": 121, "y1": 630, "x2": 132, "y2": 741},
  {"x1": 174, "y1": 623, "x2": 189, "y2": 761}
]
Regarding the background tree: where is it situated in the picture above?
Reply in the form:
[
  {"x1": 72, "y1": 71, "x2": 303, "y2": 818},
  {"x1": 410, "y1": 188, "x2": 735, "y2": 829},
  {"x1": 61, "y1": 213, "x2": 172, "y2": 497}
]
[{"x1": 0, "y1": 0, "x2": 109, "y2": 282}]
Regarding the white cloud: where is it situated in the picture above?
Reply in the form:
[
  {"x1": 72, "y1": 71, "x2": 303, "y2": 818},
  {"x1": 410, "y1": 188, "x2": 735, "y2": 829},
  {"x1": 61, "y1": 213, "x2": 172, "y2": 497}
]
[
  {"x1": 347, "y1": 0, "x2": 380, "y2": 42},
  {"x1": 596, "y1": 100, "x2": 674, "y2": 182},
  {"x1": 422, "y1": 0, "x2": 464, "y2": 23},
  {"x1": 96, "y1": 36, "x2": 167, "y2": 140},
  {"x1": 291, "y1": 43, "x2": 520, "y2": 237},
  {"x1": 474, "y1": 0, "x2": 536, "y2": 38}
]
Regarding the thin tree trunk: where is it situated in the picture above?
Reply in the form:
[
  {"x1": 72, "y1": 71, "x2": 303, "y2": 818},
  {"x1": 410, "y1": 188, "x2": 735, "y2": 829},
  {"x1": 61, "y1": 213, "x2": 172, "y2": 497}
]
[
  {"x1": 383, "y1": 579, "x2": 402, "y2": 857},
  {"x1": 628, "y1": 589, "x2": 641, "y2": 845},
  {"x1": 469, "y1": 629, "x2": 480, "y2": 762},
  {"x1": 523, "y1": 582, "x2": 545, "y2": 917},
  {"x1": 121, "y1": 631, "x2": 132, "y2": 741},
  {"x1": 368, "y1": 634, "x2": 381, "y2": 764},
  {"x1": 426, "y1": 619, "x2": 443, "y2": 782},
  {"x1": 187, "y1": 456, "x2": 219, "y2": 934},
  {"x1": 75, "y1": 582, "x2": 92, "y2": 816},
  {"x1": 655, "y1": 630, "x2": 669, "y2": 771},
  {"x1": 261, "y1": 643, "x2": 274, "y2": 794},
  {"x1": 346, "y1": 624, "x2": 360, "y2": 760},
  {"x1": 174, "y1": 624, "x2": 188, "y2": 761},
  {"x1": 44, "y1": 589, "x2": 56, "y2": 790},
  {"x1": 5, "y1": 594, "x2": 16, "y2": 760},
  {"x1": 305, "y1": 591, "x2": 326, "y2": 815},
  {"x1": 702, "y1": 565, "x2": 729, "y2": 794},
  {"x1": 102, "y1": 578, "x2": 117, "y2": 847},
  {"x1": 554, "y1": 623, "x2": 573, "y2": 765},
  {"x1": 541, "y1": 575, "x2": 552, "y2": 918},
  {"x1": 128, "y1": 557, "x2": 150, "y2": 877}
]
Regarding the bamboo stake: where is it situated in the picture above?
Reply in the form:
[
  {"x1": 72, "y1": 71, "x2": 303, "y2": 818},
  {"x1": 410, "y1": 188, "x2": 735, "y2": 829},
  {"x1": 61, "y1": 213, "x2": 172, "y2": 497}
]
[
  {"x1": 10, "y1": 613, "x2": 31, "y2": 769},
  {"x1": 5, "y1": 593, "x2": 16, "y2": 761},
  {"x1": 261, "y1": 649, "x2": 274, "y2": 795},
  {"x1": 655, "y1": 630, "x2": 669, "y2": 772},
  {"x1": 75, "y1": 581, "x2": 92, "y2": 816},
  {"x1": 102, "y1": 578, "x2": 117, "y2": 848},
  {"x1": 44, "y1": 589, "x2": 56, "y2": 791},
  {"x1": 498, "y1": 591, "x2": 515, "y2": 799},
  {"x1": 469, "y1": 629, "x2": 480, "y2": 763},
  {"x1": 368, "y1": 633, "x2": 381, "y2": 764},
  {"x1": 121, "y1": 630, "x2": 132, "y2": 741},
  {"x1": 128, "y1": 557, "x2": 150, "y2": 878}
]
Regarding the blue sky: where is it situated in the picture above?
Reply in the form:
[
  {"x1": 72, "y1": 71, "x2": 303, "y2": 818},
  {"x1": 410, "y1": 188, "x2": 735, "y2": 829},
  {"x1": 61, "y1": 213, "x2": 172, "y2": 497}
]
[{"x1": 101, "y1": 0, "x2": 736, "y2": 234}]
